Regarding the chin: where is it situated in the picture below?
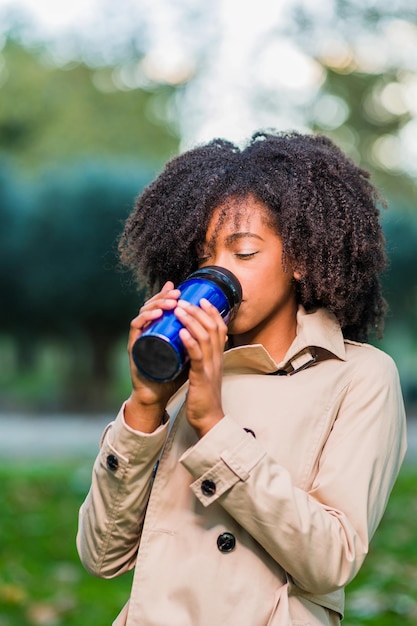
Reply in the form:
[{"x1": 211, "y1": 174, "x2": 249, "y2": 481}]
[
  {"x1": 227, "y1": 320, "x2": 240, "y2": 335},
  {"x1": 227, "y1": 321, "x2": 250, "y2": 338}
]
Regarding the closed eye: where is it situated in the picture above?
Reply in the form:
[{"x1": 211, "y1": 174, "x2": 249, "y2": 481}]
[{"x1": 235, "y1": 252, "x2": 258, "y2": 259}]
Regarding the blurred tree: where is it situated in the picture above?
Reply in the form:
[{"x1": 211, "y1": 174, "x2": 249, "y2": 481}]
[
  {"x1": 21, "y1": 162, "x2": 151, "y2": 407},
  {"x1": 0, "y1": 29, "x2": 181, "y2": 410},
  {"x1": 1, "y1": 0, "x2": 416, "y2": 409},
  {"x1": 0, "y1": 36, "x2": 179, "y2": 170},
  {"x1": 0, "y1": 160, "x2": 31, "y2": 336},
  {"x1": 309, "y1": 67, "x2": 416, "y2": 201},
  {"x1": 383, "y1": 208, "x2": 417, "y2": 333},
  {"x1": 381, "y1": 208, "x2": 417, "y2": 406},
  {"x1": 286, "y1": 0, "x2": 417, "y2": 202}
]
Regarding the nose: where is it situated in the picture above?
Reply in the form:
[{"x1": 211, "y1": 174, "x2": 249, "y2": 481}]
[
  {"x1": 210, "y1": 252, "x2": 232, "y2": 272},
  {"x1": 199, "y1": 253, "x2": 230, "y2": 272},
  {"x1": 209, "y1": 257, "x2": 242, "y2": 298}
]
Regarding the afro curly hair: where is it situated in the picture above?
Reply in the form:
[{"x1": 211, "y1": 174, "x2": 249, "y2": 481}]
[{"x1": 119, "y1": 130, "x2": 387, "y2": 342}]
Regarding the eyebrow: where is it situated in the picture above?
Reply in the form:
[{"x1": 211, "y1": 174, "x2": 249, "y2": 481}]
[{"x1": 224, "y1": 232, "x2": 265, "y2": 245}]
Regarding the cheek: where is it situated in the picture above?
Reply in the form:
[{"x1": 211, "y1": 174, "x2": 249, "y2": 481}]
[
  {"x1": 239, "y1": 276, "x2": 259, "y2": 304},
  {"x1": 251, "y1": 269, "x2": 295, "y2": 310},
  {"x1": 236, "y1": 261, "x2": 293, "y2": 306},
  {"x1": 239, "y1": 272, "x2": 272, "y2": 305}
]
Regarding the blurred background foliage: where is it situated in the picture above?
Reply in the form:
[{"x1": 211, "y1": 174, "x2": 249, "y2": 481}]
[
  {"x1": 0, "y1": 15, "x2": 181, "y2": 412},
  {"x1": 0, "y1": 0, "x2": 416, "y2": 414},
  {"x1": 0, "y1": 460, "x2": 415, "y2": 626},
  {"x1": 0, "y1": 2, "x2": 416, "y2": 626}
]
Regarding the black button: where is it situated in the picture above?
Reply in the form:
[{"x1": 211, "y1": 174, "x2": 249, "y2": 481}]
[
  {"x1": 106, "y1": 454, "x2": 119, "y2": 471},
  {"x1": 201, "y1": 479, "x2": 216, "y2": 496},
  {"x1": 217, "y1": 532, "x2": 236, "y2": 553},
  {"x1": 243, "y1": 428, "x2": 256, "y2": 438}
]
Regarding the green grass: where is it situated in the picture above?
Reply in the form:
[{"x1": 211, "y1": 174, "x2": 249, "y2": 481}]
[
  {"x1": 343, "y1": 463, "x2": 417, "y2": 625},
  {"x1": 0, "y1": 461, "x2": 133, "y2": 626},
  {"x1": 0, "y1": 460, "x2": 415, "y2": 625}
]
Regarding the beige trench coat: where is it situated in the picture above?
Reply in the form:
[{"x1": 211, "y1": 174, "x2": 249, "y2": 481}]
[{"x1": 77, "y1": 307, "x2": 407, "y2": 626}]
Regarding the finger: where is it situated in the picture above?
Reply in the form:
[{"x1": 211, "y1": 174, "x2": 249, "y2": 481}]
[
  {"x1": 199, "y1": 298, "x2": 228, "y2": 345},
  {"x1": 127, "y1": 308, "x2": 162, "y2": 353},
  {"x1": 143, "y1": 283, "x2": 181, "y2": 306},
  {"x1": 177, "y1": 299, "x2": 227, "y2": 339},
  {"x1": 175, "y1": 301, "x2": 226, "y2": 366},
  {"x1": 179, "y1": 327, "x2": 203, "y2": 365},
  {"x1": 161, "y1": 280, "x2": 175, "y2": 293},
  {"x1": 129, "y1": 284, "x2": 182, "y2": 350},
  {"x1": 180, "y1": 299, "x2": 228, "y2": 355},
  {"x1": 175, "y1": 301, "x2": 216, "y2": 344},
  {"x1": 131, "y1": 307, "x2": 163, "y2": 331}
]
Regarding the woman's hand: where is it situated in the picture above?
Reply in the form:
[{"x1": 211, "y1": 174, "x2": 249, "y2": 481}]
[
  {"x1": 125, "y1": 281, "x2": 183, "y2": 432},
  {"x1": 174, "y1": 297, "x2": 227, "y2": 438}
]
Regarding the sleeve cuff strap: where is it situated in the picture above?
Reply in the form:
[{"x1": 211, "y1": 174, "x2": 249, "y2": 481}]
[{"x1": 180, "y1": 414, "x2": 266, "y2": 480}]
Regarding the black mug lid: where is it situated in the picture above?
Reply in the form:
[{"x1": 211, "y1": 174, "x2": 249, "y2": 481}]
[{"x1": 187, "y1": 266, "x2": 242, "y2": 311}]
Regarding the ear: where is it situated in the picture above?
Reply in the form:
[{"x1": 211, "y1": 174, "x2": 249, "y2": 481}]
[{"x1": 293, "y1": 269, "x2": 302, "y2": 281}]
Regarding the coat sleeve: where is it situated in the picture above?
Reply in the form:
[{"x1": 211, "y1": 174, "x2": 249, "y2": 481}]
[
  {"x1": 180, "y1": 351, "x2": 407, "y2": 595},
  {"x1": 76, "y1": 404, "x2": 168, "y2": 579}
]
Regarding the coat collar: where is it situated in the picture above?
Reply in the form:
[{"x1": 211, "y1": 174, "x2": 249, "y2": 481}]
[{"x1": 223, "y1": 306, "x2": 346, "y2": 375}]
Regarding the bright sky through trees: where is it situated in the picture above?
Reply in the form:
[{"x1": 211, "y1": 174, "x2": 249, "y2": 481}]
[
  {"x1": 1, "y1": 0, "x2": 417, "y2": 170},
  {"x1": 0, "y1": 0, "x2": 327, "y2": 145}
]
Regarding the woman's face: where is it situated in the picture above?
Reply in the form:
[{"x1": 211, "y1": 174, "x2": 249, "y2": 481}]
[{"x1": 197, "y1": 195, "x2": 299, "y2": 356}]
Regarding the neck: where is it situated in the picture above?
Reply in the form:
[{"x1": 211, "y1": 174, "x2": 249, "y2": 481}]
[{"x1": 230, "y1": 305, "x2": 298, "y2": 363}]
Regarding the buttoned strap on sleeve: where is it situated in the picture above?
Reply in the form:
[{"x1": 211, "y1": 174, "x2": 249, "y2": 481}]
[{"x1": 180, "y1": 415, "x2": 266, "y2": 506}]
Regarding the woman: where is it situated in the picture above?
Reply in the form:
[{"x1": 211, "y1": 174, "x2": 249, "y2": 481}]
[{"x1": 77, "y1": 131, "x2": 407, "y2": 625}]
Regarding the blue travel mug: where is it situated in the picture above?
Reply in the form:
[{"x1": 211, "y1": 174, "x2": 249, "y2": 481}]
[{"x1": 131, "y1": 266, "x2": 242, "y2": 382}]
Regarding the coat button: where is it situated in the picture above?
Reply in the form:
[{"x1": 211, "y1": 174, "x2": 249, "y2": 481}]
[
  {"x1": 201, "y1": 479, "x2": 216, "y2": 496},
  {"x1": 106, "y1": 454, "x2": 119, "y2": 471},
  {"x1": 217, "y1": 532, "x2": 236, "y2": 553}
]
